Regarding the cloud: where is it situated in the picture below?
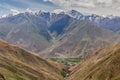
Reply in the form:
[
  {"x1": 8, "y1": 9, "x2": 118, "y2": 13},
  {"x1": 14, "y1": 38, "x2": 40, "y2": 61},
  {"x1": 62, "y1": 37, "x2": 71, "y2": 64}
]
[
  {"x1": 47, "y1": 0, "x2": 120, "y2": 16},
  {"x1": 47, "y1": 0, "x2": 113, "y2": 9},
  {"x1": 0, "y1": 0, "x2": 120, "y2": 16},
  {"x1": 43, "y1": 0, "x2": 53, "y2": 2},
  {"x1": 0, "y1": 0, "x2": 57, "y2": 15},
  {"x1": 97, "y1": 0, "x2": 112, "y2": 4},
  {"x1": 12, "y1": 0, "x2": 56, "y2": 10},
  {"x1": 43, "y1": 0, "x2": 49, "y2": 2}
]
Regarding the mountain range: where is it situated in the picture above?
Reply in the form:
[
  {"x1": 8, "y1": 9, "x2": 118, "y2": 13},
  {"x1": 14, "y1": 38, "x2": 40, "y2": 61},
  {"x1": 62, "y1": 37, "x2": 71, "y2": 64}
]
[
  {"x1": 42, "y1": 20, "x2": 119, "y2": 58},
  {"x1": 0, "y1": 10, "x2": 120, "y2": 58},
  {"x1": 68, "y1": 10, "x2": 120, "y2": 33},
  {"x1": 0, "y1": 10, "x2": 120, "y2": 80}
]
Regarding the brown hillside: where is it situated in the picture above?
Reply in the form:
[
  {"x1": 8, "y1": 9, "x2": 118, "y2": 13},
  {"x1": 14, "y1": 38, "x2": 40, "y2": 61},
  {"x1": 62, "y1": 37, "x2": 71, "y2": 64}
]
[
  {"x1": 0, "y1": 39, "x2": 64, "y2": 80},
  {"x1": 68, "y1": 42, "x2": 120, "y2": 80}
]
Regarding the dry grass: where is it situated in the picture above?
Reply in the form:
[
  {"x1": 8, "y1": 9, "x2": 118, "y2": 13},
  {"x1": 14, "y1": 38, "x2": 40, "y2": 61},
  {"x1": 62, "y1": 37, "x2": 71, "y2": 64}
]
[
  {"x1": 68, "y1": 42, "x2": 120, "y2": 80},
  {"x1": 0, "y1": 39, "x2": 64, "y2": 80}
]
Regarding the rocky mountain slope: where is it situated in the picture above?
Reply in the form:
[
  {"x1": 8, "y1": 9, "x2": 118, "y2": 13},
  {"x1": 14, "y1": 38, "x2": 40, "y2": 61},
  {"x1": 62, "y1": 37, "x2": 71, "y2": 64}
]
[
  {"x1": 0, "y1": 12, "x2": 52, "y2": 53},
  {"x1": 68, "y1": 10, "x2": 120, "y2": 33},
  {"x1": 0, "y1": 39, "x2": 64, "y2": 80},
  {"x1": 0, "y1": 12, "x2": 73, "y2": 53},
  {"x1": 67, "y1": 41, "x2": 120, "y2": 80},
  {"x1": 0, "y1": 11, "x2": 120, "y2": 58},
  {"x1": 42, "y1": 20, "x2": 120, "y2": 58}
]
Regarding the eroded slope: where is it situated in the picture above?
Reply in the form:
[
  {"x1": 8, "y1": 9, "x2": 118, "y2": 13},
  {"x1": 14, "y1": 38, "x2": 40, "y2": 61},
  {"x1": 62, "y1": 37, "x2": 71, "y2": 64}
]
[
  {"x1": 68, "y1": 42, "x2": 120, "y2": 80},
  {"x1": 0, "y1": 39, "x2": 64, "y2": 80}
]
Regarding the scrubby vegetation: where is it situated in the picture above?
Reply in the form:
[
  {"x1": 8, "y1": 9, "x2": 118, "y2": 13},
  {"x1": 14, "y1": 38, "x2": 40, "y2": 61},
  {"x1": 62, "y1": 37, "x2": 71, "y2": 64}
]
[
  {"x1": 68, "y1": 43, "x2": 120, "y2": 80},
  {"x1": 48, "y1": 58, "x2": 81, "y2": 66},
  {"x1": 0, "y1": 40, "x2": 64, "y2": 80}
]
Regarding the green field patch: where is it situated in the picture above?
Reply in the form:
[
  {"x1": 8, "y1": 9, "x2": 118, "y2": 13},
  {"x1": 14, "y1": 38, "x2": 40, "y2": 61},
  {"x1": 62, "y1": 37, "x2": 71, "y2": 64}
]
[{"x1": 48, "y1": 58, "x2": 81, "y2": 66}]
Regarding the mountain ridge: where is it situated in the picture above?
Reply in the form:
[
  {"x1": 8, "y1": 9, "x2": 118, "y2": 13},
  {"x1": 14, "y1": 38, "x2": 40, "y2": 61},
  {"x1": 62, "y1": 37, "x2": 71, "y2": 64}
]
[
  {"x1": 41, "y1": 20, "x2": 120, "y2": 58},
  {"x1": 0, "y1": 10, "x2": 120, "y2": 58}
]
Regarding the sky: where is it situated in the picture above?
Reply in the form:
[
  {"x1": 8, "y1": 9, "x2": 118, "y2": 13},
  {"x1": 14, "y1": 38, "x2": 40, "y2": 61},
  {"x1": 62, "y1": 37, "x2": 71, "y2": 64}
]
[{"x1": 0, "y1": 0, "x2": 120, "y2": 16}]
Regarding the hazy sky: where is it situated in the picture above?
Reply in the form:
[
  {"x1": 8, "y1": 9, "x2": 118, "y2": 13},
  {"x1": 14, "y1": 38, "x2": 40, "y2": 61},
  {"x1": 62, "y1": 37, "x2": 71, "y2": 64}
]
[{"x1": 0, "y1": 0, "x2": 120, "y2": 16}]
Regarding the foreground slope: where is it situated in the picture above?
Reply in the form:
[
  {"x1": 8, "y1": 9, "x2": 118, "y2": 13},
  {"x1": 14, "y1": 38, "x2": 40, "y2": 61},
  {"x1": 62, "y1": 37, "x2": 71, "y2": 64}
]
[
  {"x1": 42, "y1": 20, "x2": 120, "y2": 58},
  {"x1": 0, "y1": 39, "x2": 64, "y2": 80},
  {"x1": 68, "y1": 42, "x2": 120, "y2": 80}
]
